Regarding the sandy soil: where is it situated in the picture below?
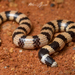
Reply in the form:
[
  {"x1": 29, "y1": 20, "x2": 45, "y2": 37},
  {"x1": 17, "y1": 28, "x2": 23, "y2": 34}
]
[{"x1": 0, "y1": 0, "x2": 75, "y2": 75}]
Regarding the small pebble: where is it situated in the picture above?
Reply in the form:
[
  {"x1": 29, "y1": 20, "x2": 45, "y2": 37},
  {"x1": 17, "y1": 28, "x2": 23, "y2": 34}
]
[
  {"x1": 0, "y1": 59, "x2": 4, "y2": 62},
  {"x1": 27, "y1": 64, "x2": 30, "y2": 67},
  {"x1": 50, "y1": 3, "x2": 55, "y2": 7},
  {"x1": 7, "y1": 65, "x2": 10, "y2": 67},
  {"x1": 9, "y1": 48, "x2": 13, "y2": 53},
  {"x1": 28, "y1": 3, "x2": 34, "y2": 6},
  {"x1": 40, "y1": 2, "x2": 44, "y2": 6},
  {"x1": 19, "y1": 49, "x2": 23, "y2": 53},
  {"x1": 11, "y1": 67, "x2": 15, "y2": 71},
  {"x1": 3, "y1": 47, "x2": 8, "y2": 51},
  {"x1": 4, "y1": 66, "x2": 7, "y2": 69}
]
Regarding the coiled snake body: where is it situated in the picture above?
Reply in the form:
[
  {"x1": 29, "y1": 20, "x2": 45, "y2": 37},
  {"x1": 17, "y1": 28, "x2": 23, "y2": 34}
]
[{"x1": 0, "y1": 11, "x2": 75, "y2": 67}]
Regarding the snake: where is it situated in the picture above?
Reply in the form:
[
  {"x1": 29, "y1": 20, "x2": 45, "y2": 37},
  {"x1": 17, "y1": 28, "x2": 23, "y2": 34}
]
[{"x1": 0, "y1": 11, "x2": 75, "y2": 67}]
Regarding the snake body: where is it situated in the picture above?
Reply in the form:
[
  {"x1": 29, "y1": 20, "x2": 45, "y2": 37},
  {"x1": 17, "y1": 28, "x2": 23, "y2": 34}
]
[{"x1": 0, "y1": 11, "x2": 75, "y2": 67}]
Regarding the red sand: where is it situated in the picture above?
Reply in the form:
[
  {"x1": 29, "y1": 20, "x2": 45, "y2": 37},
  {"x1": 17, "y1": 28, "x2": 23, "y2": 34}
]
[{"x1": 0, "y1": 0, "x2": 75, "y2": 75}]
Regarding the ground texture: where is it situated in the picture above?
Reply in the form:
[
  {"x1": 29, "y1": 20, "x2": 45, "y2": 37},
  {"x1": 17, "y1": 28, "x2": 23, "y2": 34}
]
[{"x1": 0, "y1": 0, "x2": 75, "y2": 75}]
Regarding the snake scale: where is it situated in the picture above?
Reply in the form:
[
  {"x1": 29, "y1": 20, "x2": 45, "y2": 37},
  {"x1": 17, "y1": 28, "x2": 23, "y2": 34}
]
[{"x1": 0, "y1": 11, "x2": 75, "y2": 67}]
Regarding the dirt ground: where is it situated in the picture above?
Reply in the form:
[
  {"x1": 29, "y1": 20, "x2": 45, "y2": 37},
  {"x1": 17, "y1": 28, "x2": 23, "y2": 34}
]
[{"x1": 0, "y1": 0, "x2": 75, "y2": 75}]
